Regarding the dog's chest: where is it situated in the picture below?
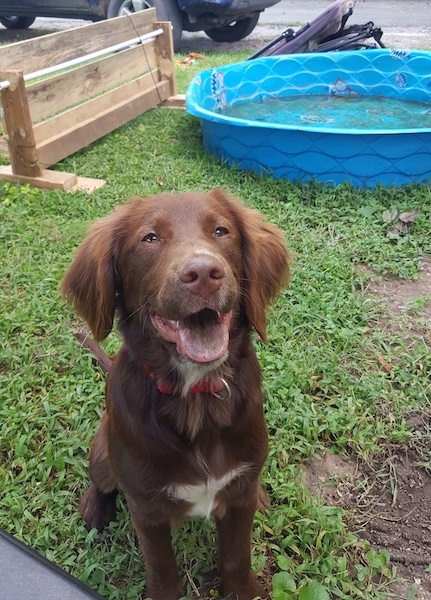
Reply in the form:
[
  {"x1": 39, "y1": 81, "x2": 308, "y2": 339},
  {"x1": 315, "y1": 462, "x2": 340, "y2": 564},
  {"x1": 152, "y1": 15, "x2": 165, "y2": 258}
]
[{"x1": 165, "y1": 464, "x2": 249, "y2": 519}]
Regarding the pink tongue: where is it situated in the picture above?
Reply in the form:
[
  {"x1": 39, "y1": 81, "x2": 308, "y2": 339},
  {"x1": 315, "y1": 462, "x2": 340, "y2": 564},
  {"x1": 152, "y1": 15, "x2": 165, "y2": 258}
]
[
  {"x1": 177, "y1": 320, "x2": 229, "y2": 363},
  {"x1": 151, "y1": 313, "x2": 231, "y2": 363}
]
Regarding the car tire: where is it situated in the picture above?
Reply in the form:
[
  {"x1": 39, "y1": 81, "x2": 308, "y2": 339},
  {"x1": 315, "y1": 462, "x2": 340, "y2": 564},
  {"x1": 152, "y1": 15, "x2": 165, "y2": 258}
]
[
  {"x1": 204, "y1": 13, "x2": 259, "y2": 42},
  {"x1": 107, "y1": 0, "x2": 183, "y2": 49},
  {"x1": 0, "y1": 16, "x2": 36, "y2": 29}
]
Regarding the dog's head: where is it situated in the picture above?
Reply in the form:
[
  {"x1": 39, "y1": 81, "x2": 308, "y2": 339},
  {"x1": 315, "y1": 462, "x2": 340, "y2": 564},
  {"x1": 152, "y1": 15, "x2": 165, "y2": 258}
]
[{"x1": 60, "y1": 189, "x2": 290, "y2": 365}]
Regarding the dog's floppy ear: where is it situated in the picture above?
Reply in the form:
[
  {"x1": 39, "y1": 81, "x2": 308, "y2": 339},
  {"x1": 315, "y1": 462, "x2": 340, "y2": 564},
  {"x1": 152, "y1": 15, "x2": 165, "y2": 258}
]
[
  {"x1": 241, "y1": 211, "x2": 290, "y2": 342},
  {"x1": 60, "y1": 208, "x2": 127, "y2": 342},
  {"x1": 211, "y1": 190, "x2": 290, "y2": 341}
]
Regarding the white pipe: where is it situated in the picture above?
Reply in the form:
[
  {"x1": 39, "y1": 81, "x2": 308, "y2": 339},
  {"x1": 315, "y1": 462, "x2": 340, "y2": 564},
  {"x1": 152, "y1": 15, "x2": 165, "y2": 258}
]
[{"x1": 24, "y1": 27, "x2": 164, "y2": 83}]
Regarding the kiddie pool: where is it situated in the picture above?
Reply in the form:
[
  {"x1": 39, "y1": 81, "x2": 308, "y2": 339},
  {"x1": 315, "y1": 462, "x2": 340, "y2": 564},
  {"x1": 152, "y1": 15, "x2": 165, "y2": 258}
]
[{"x1": 185, "y1": 49, "x2": 431, "y2": 188}]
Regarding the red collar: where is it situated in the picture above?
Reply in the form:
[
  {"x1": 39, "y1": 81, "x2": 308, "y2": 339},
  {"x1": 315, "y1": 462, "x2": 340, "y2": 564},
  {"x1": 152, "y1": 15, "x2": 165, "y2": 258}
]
[
  {"x1": 157, "y1": 378, "x2": 224, "y2": 395},
  {"x1": 143, "y1": 363, "x2": 224, "y2": 395}
]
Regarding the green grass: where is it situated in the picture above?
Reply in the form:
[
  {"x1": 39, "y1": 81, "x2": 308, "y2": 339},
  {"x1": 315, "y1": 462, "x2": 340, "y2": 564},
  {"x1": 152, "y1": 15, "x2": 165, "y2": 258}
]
[{"x1": 1, "y1": 48, "x2": 430, "y2": 600}]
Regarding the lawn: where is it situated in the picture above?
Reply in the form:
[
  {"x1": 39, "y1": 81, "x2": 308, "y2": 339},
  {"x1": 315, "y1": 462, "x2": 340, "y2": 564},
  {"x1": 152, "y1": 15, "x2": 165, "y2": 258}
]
[{"x1": 1, "y1": 47, "x2": 430, "y2": 600}]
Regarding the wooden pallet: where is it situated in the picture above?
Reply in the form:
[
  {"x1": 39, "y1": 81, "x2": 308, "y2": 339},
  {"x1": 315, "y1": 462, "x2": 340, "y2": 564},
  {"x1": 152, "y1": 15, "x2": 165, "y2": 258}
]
[{"x1": 0, "y1": 9, "x2": 179, "y2": 191}]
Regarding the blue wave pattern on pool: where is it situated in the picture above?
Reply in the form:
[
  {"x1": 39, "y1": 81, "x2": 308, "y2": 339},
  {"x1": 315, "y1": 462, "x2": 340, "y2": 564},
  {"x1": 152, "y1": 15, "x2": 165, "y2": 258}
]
[{"x1": 186, "y1": 49, "x2": 431, "y2": 187}]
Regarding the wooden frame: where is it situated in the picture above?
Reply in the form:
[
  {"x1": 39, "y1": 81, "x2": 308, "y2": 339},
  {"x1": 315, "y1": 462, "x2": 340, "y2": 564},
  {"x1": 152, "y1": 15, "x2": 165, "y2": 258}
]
[{"x1": 0, "y1": 9, "x2": 180, "y2": 191}]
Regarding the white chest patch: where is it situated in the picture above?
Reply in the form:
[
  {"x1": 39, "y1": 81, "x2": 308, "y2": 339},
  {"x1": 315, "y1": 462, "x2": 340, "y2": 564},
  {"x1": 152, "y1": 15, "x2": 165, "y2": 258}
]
[{"x1": 165, "y1": 464, "x2": 249, "y2": 519}]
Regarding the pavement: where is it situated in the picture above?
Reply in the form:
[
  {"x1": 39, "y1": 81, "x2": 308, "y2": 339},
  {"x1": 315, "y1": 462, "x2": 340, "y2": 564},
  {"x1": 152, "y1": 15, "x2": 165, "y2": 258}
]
[
  {"x1": 260, "y1": 0, "x2": 431, "y2": 29},
  {"x1": 256, "y1": 0, "x2": 431, "y2": 49},
  {"x1": 182, "y1": 0, "x2": 431, "y2": 51},
  {"x1": 0, "y1": 0, "x2": 430, "y2": 51}
]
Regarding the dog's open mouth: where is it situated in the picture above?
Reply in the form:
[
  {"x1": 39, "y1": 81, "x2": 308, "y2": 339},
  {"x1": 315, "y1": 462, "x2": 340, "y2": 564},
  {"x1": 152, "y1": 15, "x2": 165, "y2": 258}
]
[{"x1": 150, "y1": 309, "x2": 231, "y2": 363}]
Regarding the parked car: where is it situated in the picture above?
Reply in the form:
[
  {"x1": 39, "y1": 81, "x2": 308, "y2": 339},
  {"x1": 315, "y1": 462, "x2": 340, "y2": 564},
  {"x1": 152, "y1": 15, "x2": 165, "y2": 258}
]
[{"x1": 0, "y1": 0, "x2": 281, "y2": 48}]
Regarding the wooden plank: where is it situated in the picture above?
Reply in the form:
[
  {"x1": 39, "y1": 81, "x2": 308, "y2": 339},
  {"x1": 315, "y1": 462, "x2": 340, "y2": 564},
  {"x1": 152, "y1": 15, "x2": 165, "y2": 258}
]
[
  {"x1": 154, "y1": 21, "x2": 177, "y2": 97},
  {"x1": 0, "y1": 165, "x2": 106, "y2": 192},
  {"x1": 0, "y1": 71, "x2": 41, "y2": 178},
  {"x1": 162, "y1": 94, "x2": 186, "y2": 108},
  {"x1": 0, "y1": 165, "x2": 77, "y2": 190},
  {"x1": 71, "y1": 176, "x2": 107, "y2": 192},
  {"x1": 34, "y1": 70, "x2": 162, "y2": 145},
  {"x1": 35, "y1": 79, "x2": 172, "y2": 167},
  {"x1": 0, "y1": 9, "x2": 158, "y2": 75},
  {"x1": 27, "y1": 43, "x2": 157, "y2": 124}
]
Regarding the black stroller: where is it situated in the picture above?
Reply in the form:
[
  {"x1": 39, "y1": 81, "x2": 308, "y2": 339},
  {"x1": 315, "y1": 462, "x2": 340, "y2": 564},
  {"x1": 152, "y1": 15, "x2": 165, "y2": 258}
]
[{"x1": 249, "y1": 0, "x2": 385, "y2": 59}]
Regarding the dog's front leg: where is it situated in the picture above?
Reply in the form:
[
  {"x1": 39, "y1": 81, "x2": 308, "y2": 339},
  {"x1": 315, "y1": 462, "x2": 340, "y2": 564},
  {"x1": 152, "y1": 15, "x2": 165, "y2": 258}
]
[
  {"x1": 128, "y1": 507, "x2": 182, "y2": 600},
  {"x1": 216, "y1": 502, "x2": 268, "y2": 600}
]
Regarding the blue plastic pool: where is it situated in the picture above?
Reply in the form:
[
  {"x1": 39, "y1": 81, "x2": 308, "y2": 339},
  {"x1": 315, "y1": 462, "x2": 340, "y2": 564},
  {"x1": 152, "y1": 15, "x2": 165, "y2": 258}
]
[{"x1": 186, "y1": 49, "x2": 431, "y2": 187}]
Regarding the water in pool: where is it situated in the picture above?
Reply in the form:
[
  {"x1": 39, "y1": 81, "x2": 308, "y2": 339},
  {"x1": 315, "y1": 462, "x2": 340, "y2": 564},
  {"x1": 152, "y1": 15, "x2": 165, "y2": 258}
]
[{"x1": 220, "y1": 94, "x2": 431, "y2": 130}]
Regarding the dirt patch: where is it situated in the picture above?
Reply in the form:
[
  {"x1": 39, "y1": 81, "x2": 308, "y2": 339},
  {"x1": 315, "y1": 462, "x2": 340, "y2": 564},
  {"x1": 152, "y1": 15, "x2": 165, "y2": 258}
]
[
  {"x1": 363, "y1": 255, "x2": 431, "y2": 347},
  {"x1": 304, "y1": 259, "x2": 431, "y2": 598},
  {"x1": 304, "y1": 448, "x2": 431, "y2": 599}
]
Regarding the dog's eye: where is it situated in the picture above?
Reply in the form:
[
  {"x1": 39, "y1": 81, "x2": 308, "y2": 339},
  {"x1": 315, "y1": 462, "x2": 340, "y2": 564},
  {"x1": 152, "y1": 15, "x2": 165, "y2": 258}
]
[
  {"x1": 215, "y1": 226, "x2": 229, "y2": 237},
  {"x1": 142, "y1": 233, "x2": 158, "y2": 243}
]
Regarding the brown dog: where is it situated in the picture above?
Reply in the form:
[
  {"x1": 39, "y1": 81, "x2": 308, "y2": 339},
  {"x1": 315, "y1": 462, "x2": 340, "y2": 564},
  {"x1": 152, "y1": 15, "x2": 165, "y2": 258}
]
[{"x1": 61, "y1": 189, "x2": 290, "y2": 600}]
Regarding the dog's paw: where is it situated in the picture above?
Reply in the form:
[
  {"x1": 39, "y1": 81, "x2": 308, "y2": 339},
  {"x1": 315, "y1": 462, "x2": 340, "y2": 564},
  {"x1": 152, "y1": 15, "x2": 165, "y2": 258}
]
[{"x1": 79, "y1": 484, "x2": 118, "y2": 531}]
